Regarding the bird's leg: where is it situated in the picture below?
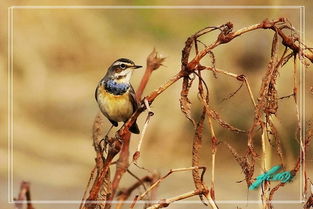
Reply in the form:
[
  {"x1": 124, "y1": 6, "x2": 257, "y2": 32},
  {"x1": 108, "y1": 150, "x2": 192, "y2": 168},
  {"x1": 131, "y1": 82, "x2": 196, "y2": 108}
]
[
  {"x1": 106, "y1": 124, "x2": 114, "y2": 136},
  {"x1": 99, "y1": 125, "x2": 114, "y2": 153}
]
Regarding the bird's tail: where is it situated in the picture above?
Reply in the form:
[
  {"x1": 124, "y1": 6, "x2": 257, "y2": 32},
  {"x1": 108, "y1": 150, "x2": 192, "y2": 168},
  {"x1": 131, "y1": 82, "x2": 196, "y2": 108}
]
[{"x1": 129, "y1": 120, "x2": 140, "y2": 134}]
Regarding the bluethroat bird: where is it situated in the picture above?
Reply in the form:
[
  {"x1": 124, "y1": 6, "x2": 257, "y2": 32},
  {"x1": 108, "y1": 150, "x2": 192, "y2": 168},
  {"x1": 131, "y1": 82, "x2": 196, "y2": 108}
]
[{"x1": 95, "y1": 58, "x2": 142, "y2": 134}]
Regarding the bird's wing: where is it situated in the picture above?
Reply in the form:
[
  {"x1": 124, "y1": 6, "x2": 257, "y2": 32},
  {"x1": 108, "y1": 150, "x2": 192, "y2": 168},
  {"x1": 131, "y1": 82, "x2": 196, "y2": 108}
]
[
  {"x1": 128, "y1": 85, "x2": 140, "y2": 134},
  {"x1": 95, "y1": 85, "x2": 98, "y2": 102},
  {"x1": 129, "y1": 85, "x2": 139, "y2": 111}
]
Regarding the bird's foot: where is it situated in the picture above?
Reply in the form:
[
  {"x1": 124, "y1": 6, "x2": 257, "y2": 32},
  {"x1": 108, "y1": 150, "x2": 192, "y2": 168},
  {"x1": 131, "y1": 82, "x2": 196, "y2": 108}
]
[{"x1": 99, "y1": 135, "x2": 110, "y2": 153}]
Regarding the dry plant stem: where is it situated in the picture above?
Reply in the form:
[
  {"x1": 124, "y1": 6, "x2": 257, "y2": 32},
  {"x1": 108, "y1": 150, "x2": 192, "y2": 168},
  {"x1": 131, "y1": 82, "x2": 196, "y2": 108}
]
[
  {"x1": 121, "y1": 71, "x2": 184, "y2": 137},
  {"x1": 199, "y1": 95, "x2": 245, "y2": 134},
  {"x1": 136, "y1": 167, "x2": 206, "y2": 202},
  {"x1": 207, "y1": 194, "x2": 219, "y2": 209},
  {"x1": 270, "y1": 46, "x2": 290, "y2": 167},
  {"x1": 80, "y1": 166, "x2": 97, "y2": 209},
  {"x1": 136, "y1": 69, "x2": 152, "y2": 101},
  {"x1": 189, "y1": 18, "x2": 313, "y2": 68},
  {"x1": 208, "y1": 117, "x2": 217, "y2": 198},
  {"x1": 257, "y1": 34, "x2": 287, "y2": 205},
  {"x1": 190, "y1": 69, "x2": 209, "y2": 205},
  {"x1": 248, "y1": 30, "x2": 279, "y2": 158},
  {"x1": 14, "y1": 181, "x2": 34, "y2": 209},
  {"x1": 201, "y1": 67, "x2": 257, "y2": 198},
  {"x1": 292, "y1": 54, "x2": 307, "y2": 197},
  {"x1": 105, "y1": 50, "x2": 165, "y2": 209},
  {"x1": 302, "y1": 128, "x2": 313, "y2": 199},
  {"x1": 136, "y1": 48, "x2": 166, "y2": 101},
  {"x1": 294, "y1": 52, "x2": 306, "y2": 197},
  {"x1": 207, "y1": 67, "x2": 256, "y2": 106},
  {"x1": 109, "y1": 132, "x2": 131, "y2": 203},
  {"x1": 194, "y1": 68, "x2": 218, "y2": 208},
  {"x1": 243, "y1": 77, "x2": 257, "y2": 107},
  {"x1": 265, "y1": 129, "x2": 312, "y2": 208},
  {"x1": 261, "y1": 130, "x2": 270, "y2": 171},
  {"x1": 83, "y1": 18, "x2": 313, "y2": 209},
  {"x1": 192, "y1": 106, "x2": 208, "y2": 204},
  {"x1": 145, "y1": 189, "x2": 215, "y2": 209},
  {"x1": 268, "y1": 129, "x2": 312, "y2": 207},
  {"x1": 268, "y1": 159, "x2": 301, "y2": 204},
  {"x1": 126, "y1": 168, "x2": 148, "y2": 191},
  {"x1": 133, "y1": 99, "x2": 154, "y2": 161},
  {"x1": 115, "y1": 176, "x2": 154, "y2": 209},
  {"x1": 180, "y1": 75, "x2": 197, "y2": 127},
  {"x1": 304, "y1": 194, "x2": 313, "y2": 209},
  {"x1": 84, "y1": 71, "x2": 183, "y2": 209},
  {"x1": 293, "y1": 55, "x2": 298, "y2": 104},
  {"x1": 85, "y1": 152, "x2": 116, "y2": 209},
  {"x1": 222, "y1": 141, "x2": 254, "y2": 186}
]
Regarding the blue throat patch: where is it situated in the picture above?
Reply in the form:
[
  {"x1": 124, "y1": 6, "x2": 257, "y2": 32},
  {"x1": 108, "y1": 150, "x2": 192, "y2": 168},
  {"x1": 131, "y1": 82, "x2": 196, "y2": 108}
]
[{"x1": 104, "y1": 79, "x2": 130, "y2": 95}]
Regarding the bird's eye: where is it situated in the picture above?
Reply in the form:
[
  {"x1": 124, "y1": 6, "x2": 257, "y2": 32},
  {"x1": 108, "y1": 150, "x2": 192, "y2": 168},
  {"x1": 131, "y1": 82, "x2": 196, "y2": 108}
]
[{"x1": 120, "y1": 63, "x2": 126, "y2": 69}]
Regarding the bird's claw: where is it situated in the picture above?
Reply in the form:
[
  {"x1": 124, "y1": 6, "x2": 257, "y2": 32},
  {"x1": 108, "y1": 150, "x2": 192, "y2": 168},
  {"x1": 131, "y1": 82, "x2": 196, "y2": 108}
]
[{"x1": 99, "y1": 135, "x2": 110, "y2": 153}]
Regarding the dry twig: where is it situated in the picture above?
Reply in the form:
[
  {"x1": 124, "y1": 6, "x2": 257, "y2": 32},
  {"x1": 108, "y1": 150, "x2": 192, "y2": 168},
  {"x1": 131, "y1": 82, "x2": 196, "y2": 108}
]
[{"x1": 14, "y1": 181, "x2": 34, "y2": 209}]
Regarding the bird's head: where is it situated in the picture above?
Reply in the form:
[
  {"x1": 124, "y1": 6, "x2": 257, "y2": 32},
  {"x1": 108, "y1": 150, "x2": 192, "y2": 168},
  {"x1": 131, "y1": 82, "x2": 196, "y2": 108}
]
[{"x1": 105, "y1": 58, "x2": 142, "y2": 83}]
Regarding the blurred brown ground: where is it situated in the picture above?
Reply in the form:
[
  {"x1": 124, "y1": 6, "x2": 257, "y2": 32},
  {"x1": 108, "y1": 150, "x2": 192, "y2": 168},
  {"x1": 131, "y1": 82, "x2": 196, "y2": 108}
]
[{"x1": 0, "y1": 0, "x2": 313, "y2": 209}]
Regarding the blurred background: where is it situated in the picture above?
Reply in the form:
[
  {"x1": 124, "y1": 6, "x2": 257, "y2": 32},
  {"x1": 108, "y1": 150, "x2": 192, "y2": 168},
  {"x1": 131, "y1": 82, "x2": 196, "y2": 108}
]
[{"x1": 0, "y1": 0, "x2": 313, "y2": 209}]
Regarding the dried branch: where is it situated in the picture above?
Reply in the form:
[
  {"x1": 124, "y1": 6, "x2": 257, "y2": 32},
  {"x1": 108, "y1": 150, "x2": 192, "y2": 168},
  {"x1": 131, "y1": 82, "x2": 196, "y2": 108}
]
[
  {"x1": 206, "y1": 67, "x2": 256, "y2": 106},
  {"x1": 82, "y1": 18, "x2": 312, "y2": 209},
  {"x1": 223, "y1": 142, "x2": 254, "y2": 186},
  {"x1": 191, "y1": 106, "x2": 208, "y2": 204},
  {"x1": 145, "y1": 189, "x2": 209, "y2": 209},
  {"x1": 189, "y1": 18, "x2": 313, "y2": 68},
  {"x1": 304, "y1": 194, "x2": 313, "y2": 209},
  {"x1": 267, "y1": 129, "x2": 312, "y2": 208},
  {"x1": 134, "y1": 166, "x2": 206, "y2": 203},
  {"x1": 14, "y1": 181, "x2": 34, "y2": 209},
  {"x1": 136, "y1": 49, "x2": 166, "y2": 101},
  {"x1": 115, "y1": 175, "x2": 154, "y2": 209},
  {"x1": 220, "y1": 81, "x2": 244, "y2": 103},
  {"x1": 80, "y1": 166, "x2": 97, "y2": 209},
  {"x1": 180, "y1": 75, "x2": 197, "y2": 127},
  {"x1": 105, "y1": 50, "x2": 164, "y2": 209},
  {"x1": 133, "y1": 99, "x2": 154, "y2": 161}
]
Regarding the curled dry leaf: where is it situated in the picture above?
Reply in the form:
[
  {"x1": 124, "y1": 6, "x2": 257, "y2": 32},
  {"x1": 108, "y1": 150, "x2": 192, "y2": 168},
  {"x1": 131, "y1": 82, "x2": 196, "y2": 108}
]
[
  {"x1": 92, "y1": 112, "x2": 106, "y2": 151},
  {"x1": 223, "y1": 142, "x2": 254, "y2": 186},
  {"x1": 180, "y1": 76, "x2": 197, "y2": 128},
  {"x1": 192, "y1": 107, "x2": 208, "y2": 205}
]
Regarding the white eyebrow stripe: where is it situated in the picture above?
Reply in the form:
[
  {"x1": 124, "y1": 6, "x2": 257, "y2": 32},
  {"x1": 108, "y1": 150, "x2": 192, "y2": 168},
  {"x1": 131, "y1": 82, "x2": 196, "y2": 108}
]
[{"x1": 112, "y1": 61, "x2": 132, "y2": 67}]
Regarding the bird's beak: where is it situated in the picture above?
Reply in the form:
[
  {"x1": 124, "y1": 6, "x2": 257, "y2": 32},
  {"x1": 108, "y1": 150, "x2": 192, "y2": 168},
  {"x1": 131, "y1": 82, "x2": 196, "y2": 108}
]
[{"x1": 133, "y1": 65, "x2": 142, "y2": 69}]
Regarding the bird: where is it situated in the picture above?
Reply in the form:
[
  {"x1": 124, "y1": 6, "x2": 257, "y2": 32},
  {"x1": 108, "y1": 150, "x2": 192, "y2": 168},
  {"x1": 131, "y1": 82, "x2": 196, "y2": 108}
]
[{"x1": 95, "y1": 58, "x2": 142, "y2": 134}]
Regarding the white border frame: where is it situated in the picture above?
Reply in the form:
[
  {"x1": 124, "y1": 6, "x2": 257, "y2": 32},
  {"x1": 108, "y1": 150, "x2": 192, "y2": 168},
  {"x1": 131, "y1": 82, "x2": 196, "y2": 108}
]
[{"x1": 7, "y1": 5, "x2": 306, "y2": 205}]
